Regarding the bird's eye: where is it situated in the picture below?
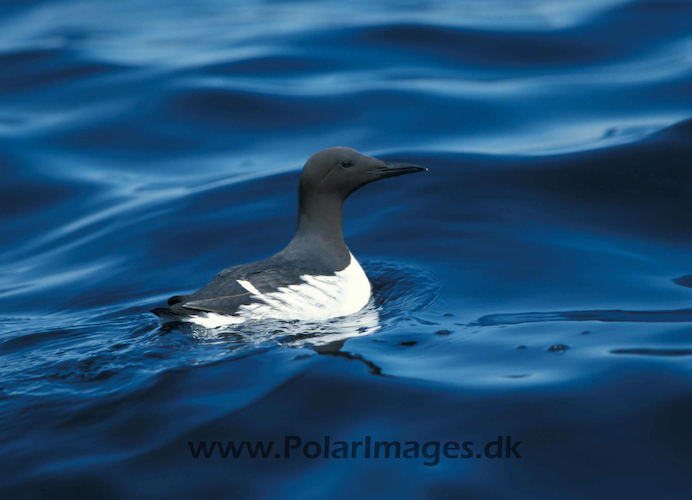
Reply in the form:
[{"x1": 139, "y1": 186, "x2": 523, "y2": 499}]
[{"x1": 340, "y1": 160, "x2": 352, "y2": 168}]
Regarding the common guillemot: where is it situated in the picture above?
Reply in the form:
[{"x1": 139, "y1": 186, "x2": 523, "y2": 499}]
[{"x1": 152, "y1": 147, "x2": 426, "y2": 327}]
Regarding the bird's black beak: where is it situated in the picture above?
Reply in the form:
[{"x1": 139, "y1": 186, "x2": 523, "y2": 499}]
[{"x1": 368, "y1": 162, "x2": 427, "y2": 178}]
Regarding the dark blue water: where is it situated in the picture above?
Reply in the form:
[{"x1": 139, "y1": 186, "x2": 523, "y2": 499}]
[{"x1": 1, "y1": 0, "x2": 692, "y2": 497}]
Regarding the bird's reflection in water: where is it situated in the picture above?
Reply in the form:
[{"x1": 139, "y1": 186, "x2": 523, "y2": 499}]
[
  {"x1": 176, "y1": 301, "x2": 386, "y2": 373},
  {"x1": 312, "y1": 341, "x2": 389, "y2": 377}
]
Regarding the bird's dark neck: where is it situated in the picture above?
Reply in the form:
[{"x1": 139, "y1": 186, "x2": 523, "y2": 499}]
[{"x1": 282, "y1": 188, "x2": 350, "y2": 270}]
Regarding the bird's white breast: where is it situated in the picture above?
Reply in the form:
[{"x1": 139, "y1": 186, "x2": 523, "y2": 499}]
[{"x1": 186, "y1": 252, "x2": 371, "y2": 328}]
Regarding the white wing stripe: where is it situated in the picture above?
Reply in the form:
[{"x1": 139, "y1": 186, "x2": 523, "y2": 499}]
[{"x1": 237, "y1": 279, "x2": 261, "y2": 295}]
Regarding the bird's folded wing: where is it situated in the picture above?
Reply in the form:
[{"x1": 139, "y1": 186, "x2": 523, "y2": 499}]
[
  {"x1": 181, "y1": 292, "x2": 252, "y2": 313},
  {"x1": 176, "y1": 265, "x2": 330, "y2": 315}
]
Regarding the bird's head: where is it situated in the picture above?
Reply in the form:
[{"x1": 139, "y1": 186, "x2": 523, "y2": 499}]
[{"x1": 298, "y1": 146, "x2": 426, "y2": 202}]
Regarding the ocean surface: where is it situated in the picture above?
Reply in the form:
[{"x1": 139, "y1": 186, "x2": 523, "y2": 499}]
[{"x1": 1, "y1": 0, "x2": 691, "y2": 497}]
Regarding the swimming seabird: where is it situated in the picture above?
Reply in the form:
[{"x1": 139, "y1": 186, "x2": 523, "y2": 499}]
[{"x1": 152, "y1": 147, "x2": 426, "y2": 327}]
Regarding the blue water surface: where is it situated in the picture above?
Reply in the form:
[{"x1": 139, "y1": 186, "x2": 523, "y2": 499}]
[{"x1": 1, "y1": 0, "x2": 692, "y2": 497}]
